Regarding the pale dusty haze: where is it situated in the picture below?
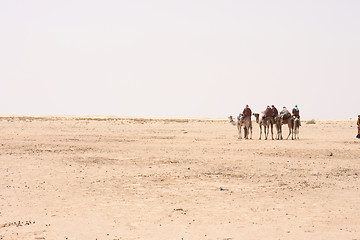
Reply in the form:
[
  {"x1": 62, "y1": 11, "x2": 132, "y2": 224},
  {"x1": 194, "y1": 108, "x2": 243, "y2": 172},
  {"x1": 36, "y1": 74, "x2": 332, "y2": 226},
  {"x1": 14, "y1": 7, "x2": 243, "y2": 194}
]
[{"x1": 1, "y1": 1, "x2": 359, "y2": 119}]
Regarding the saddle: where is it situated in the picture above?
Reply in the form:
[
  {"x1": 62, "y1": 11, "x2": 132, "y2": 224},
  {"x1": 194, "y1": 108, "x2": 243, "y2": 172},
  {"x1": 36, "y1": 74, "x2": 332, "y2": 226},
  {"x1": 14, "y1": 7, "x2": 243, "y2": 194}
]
[{"x1": 282, "y1": 113, "x2": 291, "y2": 123}]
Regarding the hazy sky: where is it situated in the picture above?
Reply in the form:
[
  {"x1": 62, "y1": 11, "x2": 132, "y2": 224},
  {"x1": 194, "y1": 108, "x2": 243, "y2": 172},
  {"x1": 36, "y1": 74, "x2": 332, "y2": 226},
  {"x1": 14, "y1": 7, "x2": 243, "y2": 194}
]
[{"x1": 1, "y1": 1, "x2": 359, "y2": 119}]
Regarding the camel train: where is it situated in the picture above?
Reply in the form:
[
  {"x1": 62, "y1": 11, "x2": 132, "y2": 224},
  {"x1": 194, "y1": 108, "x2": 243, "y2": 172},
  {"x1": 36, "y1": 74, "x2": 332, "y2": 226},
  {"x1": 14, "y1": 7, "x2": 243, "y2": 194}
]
[{"x1": 229, "y1": 105, "x2": 301, "y2": 140}]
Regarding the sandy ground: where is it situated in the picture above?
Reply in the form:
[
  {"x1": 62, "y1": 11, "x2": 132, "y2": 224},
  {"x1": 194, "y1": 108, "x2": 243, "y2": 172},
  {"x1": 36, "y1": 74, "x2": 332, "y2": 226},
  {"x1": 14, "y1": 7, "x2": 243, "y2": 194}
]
[{"x1": 0, "y1": 116, "x2": 359, "y2": 240}]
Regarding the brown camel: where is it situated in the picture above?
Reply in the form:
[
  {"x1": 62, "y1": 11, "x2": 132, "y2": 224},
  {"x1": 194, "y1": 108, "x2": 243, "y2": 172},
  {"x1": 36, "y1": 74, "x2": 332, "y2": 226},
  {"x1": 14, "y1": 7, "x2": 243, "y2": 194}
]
[
  {"x1": 263, "y1": 116, "x2": 274, "y2": 140},
  {"x1": 274, "y1": 116, "x2": 282, "y2": 140},
  {"x1": 273, "y1": 116, "x2": 294, "y2": 140},
  {"x1": 253, "y1": 113, "x2": 273, "y2": 140},
  {"x1": 229, "y1": 115, "x2": 252, "y2": 140},
  {"x1": 274, "y1": 115, "x2": 295, "y2": 140},
  {"x1": 285, "y1": 117, "x2": 295, "y2": 140},
  {"x1": 293, "y1": 117, "x2": 300, "y2": 140}
]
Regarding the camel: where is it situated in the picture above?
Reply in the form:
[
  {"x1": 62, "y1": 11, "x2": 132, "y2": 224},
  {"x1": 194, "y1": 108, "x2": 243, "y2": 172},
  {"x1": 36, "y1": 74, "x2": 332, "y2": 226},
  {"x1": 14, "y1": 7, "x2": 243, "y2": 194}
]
[
  {"x1": 273, "y1": 116, "x2": 282, "y2": 140},
  {"x1": 253, "y1": 113, "x2": 264, "y2": 139},
  {"x1": 228, "y1": 115, "x2": 252, "y2": 140},
  {"x1": 253, "y1": 113, "x2": 274, "y2": 140},
  {"x1": 274, "y1": 116, "x2": 286, "y2": 140},
  {"x1": 293, "y1": 117, "x2": 300, "y2": 140},
  {"x1": 263, "y1": 116, "x2": 274, "y2": 140},
  {"x1": 275, "y1": 115, "x2": 295, "y2": 140}
]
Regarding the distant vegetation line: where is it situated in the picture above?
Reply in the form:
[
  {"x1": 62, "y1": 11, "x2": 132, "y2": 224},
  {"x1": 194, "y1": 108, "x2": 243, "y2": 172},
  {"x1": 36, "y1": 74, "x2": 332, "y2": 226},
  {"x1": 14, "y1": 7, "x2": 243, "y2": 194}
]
[
  {"x1": 0, "y1": 116, "x2": 226, "y2": 123},
  {"x1": 0, "y1": 116, "x2": 353, "y2": 123}
]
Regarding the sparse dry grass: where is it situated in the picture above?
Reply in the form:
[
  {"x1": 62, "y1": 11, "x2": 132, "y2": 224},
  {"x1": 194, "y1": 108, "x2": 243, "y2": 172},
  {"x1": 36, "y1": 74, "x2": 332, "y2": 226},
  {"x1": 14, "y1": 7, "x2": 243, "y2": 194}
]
[{"x1": 306, "y1": 119, "x2": 316, "y2": 124}]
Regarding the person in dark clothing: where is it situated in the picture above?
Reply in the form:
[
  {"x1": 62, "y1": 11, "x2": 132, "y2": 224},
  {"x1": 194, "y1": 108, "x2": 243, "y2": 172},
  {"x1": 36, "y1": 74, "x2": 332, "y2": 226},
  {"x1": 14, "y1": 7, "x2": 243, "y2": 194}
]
[
  {"x1": 242, "y1": 105, "x2": 252, "y2": 119},
  {"x1": 292, "y1": 105, "x2": 300, "y2": 119},
  {"x1": 271, "y1": 105, "x2": 278, "y2": 120},
  {"x1": 292, "y1": 105, "x2": 301, "y2": 126},
  {"x1": 264, "y1": 105, "x2": 273, "y2": 118},
  {"x1": 280, "y1": 106, "x2": 290, "y2": 120}
]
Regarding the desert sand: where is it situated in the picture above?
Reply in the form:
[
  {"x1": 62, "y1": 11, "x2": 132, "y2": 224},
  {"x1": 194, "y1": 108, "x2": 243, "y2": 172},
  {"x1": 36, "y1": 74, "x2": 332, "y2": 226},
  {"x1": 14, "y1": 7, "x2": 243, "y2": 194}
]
[{"x1": 0, "y1": 116, "x2": 359, "y2": 240}]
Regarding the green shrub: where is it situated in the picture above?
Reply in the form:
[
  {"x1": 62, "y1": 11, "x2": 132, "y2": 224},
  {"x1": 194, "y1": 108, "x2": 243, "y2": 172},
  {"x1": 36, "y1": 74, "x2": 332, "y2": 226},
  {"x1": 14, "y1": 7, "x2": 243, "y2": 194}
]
[{"x1": 306, "y1": 119, "x2": 316, "y2": 124}]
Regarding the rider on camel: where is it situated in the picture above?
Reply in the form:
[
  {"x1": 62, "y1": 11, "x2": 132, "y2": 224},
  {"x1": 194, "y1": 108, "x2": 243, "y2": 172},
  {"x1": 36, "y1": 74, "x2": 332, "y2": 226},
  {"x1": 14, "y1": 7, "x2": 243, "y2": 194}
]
[
  {"x1": 262, "y1": 106, "x2": 273, "y2": 122},
  {"x1": 292, "y1": 105, "x2": 301, "y2": 126},
  {"x1": 280, "y1": 106, "x2": 291, "y2": 122},
  {"x1": 271, "y1": 105, "x2": 278, "y2": 120},
  {"x1": 241, "y1": 105, "x2": 252, "y2": 121},
  {"x1": 264, "y1": 106, "x2": 273, "y2": 118},
  {"x1": 292, "y1": 105, "x2": 300, "y2": 119}
]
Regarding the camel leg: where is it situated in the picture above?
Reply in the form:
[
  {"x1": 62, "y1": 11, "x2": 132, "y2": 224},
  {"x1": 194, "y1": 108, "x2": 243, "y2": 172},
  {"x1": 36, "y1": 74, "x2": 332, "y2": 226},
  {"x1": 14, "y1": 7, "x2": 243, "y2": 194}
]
[
  {"x1": 298, "y1": 128, "x2": 300, "y2": 139},
  {"x1": 286, "y1": 120, "x2": 294, "y2": 140},
  {"x1": 265, "y1": 126, "x2": 269, "y2": 140},
  {"x1": 295, "y1": 126, "x2": 300, "y2": 139},
  {"x1": 286, "y1": 126, "x2": 291, "y2": 140},
  {"x1": 275, "y1": 121, "x2": 280, "y2": 140},
  {"x1": 271, "y1": 124, "x2": 274, "y2": 140},
  {"x1": 265, "y1": 126, "x2": 268, "y2": 140},
  {"x1": 259, "y1": 126, "x2": 262, "y2": 140},
  {"x1": 297, "y1": 121, "x2": 300, "y2": 139},
  {"x1": 278, "y1": 124, "x2": 282, "y2": 140},
  {"x1": 250, "y1": 126, "x2": 252, "y2": 139},
  {"x1": 264, "y1": 127, "x2": 266, "y2": 140},
  {"x1": 237, "y1": 125, "x2": 242, "y2": 139},
  {"x1": 276, "y1": 124, "x2": 281, "y2": 140}
]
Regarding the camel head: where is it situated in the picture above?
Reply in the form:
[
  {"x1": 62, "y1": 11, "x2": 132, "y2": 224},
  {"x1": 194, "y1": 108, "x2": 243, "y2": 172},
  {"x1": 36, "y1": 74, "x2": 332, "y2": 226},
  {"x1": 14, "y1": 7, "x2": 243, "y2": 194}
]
[
  {"x1": 228, "y1": 116, "x2": 237, "y2": 126},
  {"x1": 253, "y1": 113, "x2": 260, "y2": 123}
]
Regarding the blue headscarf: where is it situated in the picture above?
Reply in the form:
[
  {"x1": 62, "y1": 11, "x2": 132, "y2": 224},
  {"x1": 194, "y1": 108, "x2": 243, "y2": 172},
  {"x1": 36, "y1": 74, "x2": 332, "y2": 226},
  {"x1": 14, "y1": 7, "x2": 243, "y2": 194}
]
[{"x1": 295, "y1": 105, "x2": 299, "y2": 111}]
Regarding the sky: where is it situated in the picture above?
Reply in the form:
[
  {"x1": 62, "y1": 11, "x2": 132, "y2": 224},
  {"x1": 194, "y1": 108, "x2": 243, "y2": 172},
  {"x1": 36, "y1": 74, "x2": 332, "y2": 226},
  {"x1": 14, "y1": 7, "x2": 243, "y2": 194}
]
[{"x1": 1, "y1": 0, "x2": 359, "y2": 119}]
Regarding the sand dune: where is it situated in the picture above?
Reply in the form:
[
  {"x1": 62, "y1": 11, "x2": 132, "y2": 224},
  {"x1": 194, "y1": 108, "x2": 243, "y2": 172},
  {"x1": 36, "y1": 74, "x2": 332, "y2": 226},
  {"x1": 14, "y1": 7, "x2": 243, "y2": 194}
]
[{"x1": 0, "y1": 117, "x2": 359, "y2": 240}]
